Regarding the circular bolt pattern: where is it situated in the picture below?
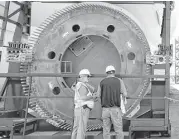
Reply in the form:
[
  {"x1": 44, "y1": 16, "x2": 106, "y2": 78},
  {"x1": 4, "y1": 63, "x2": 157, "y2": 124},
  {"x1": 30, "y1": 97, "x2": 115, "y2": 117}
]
[
  {"x1": 127, "y1": 52, "x2": 135, "y2": 60},
  {"x1": 72, "y1": 24, "x2": 80, "y2": 32},
  {"x1": 48, "y1": 51, "x2": 56, "y2": 59},
  {"x1": 52, "y1": 87, "x2": 61, "y2": 95},
  {"x1": 107, "y1": 25, "x2": 115, "y2": 32}
]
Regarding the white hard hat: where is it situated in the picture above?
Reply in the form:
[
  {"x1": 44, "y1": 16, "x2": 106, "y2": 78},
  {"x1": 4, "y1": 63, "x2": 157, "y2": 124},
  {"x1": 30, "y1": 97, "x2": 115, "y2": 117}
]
[
  {"x1": 79, "y1": 69, "x2": 91, "y2": 76},
  {"x1": 106, "y1": 65, "x2": 115, "y2": 73}
]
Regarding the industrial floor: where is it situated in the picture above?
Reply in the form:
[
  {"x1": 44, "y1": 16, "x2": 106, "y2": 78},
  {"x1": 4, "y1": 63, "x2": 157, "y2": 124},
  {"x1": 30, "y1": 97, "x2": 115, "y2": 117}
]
[
  {"x1": 1, "y1": 93, "x2": 179, "y2": 139},
  {"x1": 9, "y1": 100, "x2": 179, "y2": 139},
  {"x1": 169, "y1": 97, "x2": 179, "y2": 139}
]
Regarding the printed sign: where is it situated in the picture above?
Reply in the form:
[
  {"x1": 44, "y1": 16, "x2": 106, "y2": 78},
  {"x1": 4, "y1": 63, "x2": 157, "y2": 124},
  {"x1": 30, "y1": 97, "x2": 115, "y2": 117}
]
[
  {"x1": 154, "y1": 69, "x2": 165, "y2": 81},
  {"x1": 7, "y1": 42, "x2": 32, "y2": 63}
]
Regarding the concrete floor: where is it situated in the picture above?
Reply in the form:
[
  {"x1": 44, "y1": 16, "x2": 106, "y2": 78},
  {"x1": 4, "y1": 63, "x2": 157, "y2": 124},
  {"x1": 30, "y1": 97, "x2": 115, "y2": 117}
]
[{"x1": 169, "y1": 96, "x2": 179, "y2": 139}]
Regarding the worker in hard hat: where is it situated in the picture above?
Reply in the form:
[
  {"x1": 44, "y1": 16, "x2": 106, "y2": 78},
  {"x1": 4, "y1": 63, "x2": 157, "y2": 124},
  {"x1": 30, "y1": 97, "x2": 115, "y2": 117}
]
[
  {"x1": 71, "y1": 69, "x2": 95, "y2": 139},
  {"x1": 94, "y1": 65, "x2": 127, "y2": 139}
]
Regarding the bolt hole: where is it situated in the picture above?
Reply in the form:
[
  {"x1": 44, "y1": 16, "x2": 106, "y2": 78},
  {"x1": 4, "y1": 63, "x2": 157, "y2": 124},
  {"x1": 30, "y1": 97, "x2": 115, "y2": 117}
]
[
  {"x1": 159, "y1": 57, "x2": 164, "y2": 62},
  {"x1": 52, "y1": 87, "x2": 61, "y2": 95},
  {"x1": 127, "y1": 52, "x2": 135, "y2": 60},
  {"x1": 72, "y1": 24, "x2": 80, "y2": 32},
  {"x1": 107, "y1": 25, "x2": 115, "y2": 33},
  {"x1": 48, "y1": 51, "x2": 56, "y2": 59},
  {"x1": 83, "y1": 48, "x2": 85, "y2": 50}
]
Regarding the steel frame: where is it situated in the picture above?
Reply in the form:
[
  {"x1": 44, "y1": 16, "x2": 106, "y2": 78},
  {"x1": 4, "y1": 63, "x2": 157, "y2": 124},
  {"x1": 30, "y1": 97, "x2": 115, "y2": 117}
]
[
  {"x1": 0, "y1": 78, "x2": 9, "y2": 101},
  {"x1": 129, "y1": 2, "x2": 172, "y2": 138},
  {"x1": 40, "y1": 1, "x2": 164, "y2": 4},
  {"x1": 23, "y1": 77, "x2": 31, "y2": 137},
  {"x1": 0, "y1": 2, "x2": 10, "y2": 47},
  {"x1": 175, "y1": 38, "x2": 179, "y2": 83},
  {"x1": 4, "y1": 1, "x2": 31, "y2": 111},
  {"x1": 0, "y1": 1, "x2": 31, "y2": 45},
  {"x1": 161, "y1": 1, "x2": 171, "y2": 131},
  {"x1": 0, "y1": 2, "x2": 31, "y2": 138},
  {"x1": 0, "y1": 73, "x2": 170, "y2": 78},
  {"x1": 0, "y1": 95, "x2": 172, "y2": 100},
  {"x1": 0, "y1": 1, "x2": 172, "y2": 139}
]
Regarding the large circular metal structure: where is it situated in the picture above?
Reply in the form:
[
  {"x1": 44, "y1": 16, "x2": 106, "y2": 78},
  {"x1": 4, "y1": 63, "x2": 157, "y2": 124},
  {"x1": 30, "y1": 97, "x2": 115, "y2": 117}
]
[{"x1": 21, "y1": 2, "x2": 151, "y2": 130}]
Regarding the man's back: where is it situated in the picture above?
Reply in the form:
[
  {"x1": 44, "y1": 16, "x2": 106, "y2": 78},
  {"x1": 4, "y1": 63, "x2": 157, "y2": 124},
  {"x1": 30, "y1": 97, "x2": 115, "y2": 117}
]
[{"x1": 100, "y1": 77, "x2": 121, "y2": 108}]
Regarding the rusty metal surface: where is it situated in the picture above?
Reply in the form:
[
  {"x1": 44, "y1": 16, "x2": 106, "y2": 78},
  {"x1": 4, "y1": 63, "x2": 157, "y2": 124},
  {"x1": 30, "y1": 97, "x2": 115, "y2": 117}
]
[{"x1": 20, "y1": 2, "x2": 153, "y2": 129}]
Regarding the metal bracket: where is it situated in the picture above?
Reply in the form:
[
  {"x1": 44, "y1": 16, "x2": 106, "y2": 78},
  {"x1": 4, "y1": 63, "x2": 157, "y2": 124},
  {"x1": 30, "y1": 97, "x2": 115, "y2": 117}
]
[
  {"x1": 0, "y1": 78, "x2": 9, "y2": 101},
  {"x1": 8, "y1": 7, "x2": 23, "y2": 19},
  {"x1": 155, "y1": 44, "x2": 173, "y2": 56},
  {"x1": 146, "y1": 53, "x2": 172, "y2": 65}
]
